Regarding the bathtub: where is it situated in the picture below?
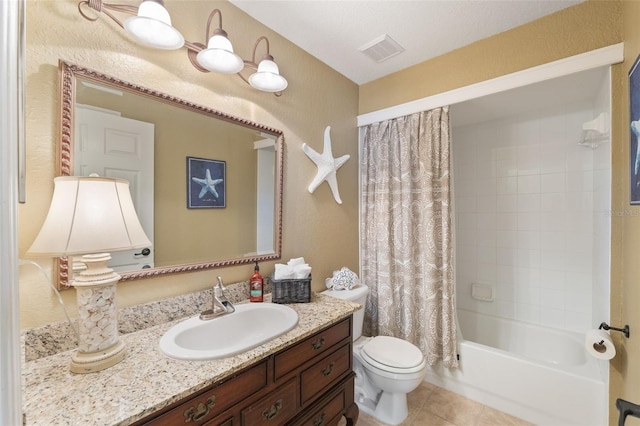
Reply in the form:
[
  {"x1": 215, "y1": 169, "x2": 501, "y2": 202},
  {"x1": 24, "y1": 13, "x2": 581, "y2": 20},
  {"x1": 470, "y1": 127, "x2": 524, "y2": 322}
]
[{"x1": 424, "y1": 309, "x2": 607, "y2": 425}]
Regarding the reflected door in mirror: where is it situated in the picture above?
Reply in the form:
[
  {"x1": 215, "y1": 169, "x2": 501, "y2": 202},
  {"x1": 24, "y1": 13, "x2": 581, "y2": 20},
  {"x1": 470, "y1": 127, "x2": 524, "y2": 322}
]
[{"x1": 75, "y1": 105, "x2": 155, "y2": 271}]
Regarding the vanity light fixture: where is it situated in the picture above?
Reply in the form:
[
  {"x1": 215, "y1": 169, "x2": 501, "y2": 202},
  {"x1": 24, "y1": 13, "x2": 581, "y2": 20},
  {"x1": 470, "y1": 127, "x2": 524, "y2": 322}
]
[
  {"x1": 247, "y1": 37, "x2": 289, "y2": 93},
  {"x1": 26, "y1": 175, "x2": 152, "y2": 374},
  {"x1": 77, "y1": 0, "x2": 288, "y2": 95},
  {"x1": 196, "y1": 9, "x2": 244, "y2": 75},
  {"x1": 123, "y1": 0, "x2": 184, "y2": 50}
]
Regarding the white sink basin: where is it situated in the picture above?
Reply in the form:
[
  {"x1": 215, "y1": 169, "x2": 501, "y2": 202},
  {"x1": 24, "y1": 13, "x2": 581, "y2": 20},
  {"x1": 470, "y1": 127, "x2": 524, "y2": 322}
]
[{"x1": 159, "y1": 303, "x2": 299, "y2": 360}]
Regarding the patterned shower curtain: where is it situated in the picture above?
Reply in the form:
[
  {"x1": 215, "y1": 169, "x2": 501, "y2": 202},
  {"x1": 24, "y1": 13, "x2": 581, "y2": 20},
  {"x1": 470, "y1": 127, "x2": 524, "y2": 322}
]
[{"x1": 361, "y1": 107, "x2": 458, "y2": 368}]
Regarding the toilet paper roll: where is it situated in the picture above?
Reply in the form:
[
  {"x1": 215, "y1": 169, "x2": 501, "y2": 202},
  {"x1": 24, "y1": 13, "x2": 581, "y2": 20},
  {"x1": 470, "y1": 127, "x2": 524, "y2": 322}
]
[{"x1": 585, "y1": 329, "x2": 616, "y2": 360}]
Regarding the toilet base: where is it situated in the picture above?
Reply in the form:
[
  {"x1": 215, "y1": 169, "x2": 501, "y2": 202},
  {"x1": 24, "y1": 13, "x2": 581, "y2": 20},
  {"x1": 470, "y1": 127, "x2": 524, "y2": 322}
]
[{"x1": 355, "y1": 389, "x2": 408, "y2": 426}]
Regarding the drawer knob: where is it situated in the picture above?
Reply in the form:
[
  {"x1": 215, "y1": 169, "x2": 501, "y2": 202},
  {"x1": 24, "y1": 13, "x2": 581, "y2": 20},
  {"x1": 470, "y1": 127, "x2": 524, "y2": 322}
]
[
  {"x1": 183, "y1": 396, "x2": 216, "y2": 423},
  {"x1": 313, "y1": 412, "x2": 326, "y2": 426},
  {"x1": 321, "y1": 362, "x2": 335, "y2": 377},
  {"x1": 311, "y1": 337, "x2": 325, "y2": 350},
  {"x1": 262, "y1": 399, "x2": 283, "y2": 420}
]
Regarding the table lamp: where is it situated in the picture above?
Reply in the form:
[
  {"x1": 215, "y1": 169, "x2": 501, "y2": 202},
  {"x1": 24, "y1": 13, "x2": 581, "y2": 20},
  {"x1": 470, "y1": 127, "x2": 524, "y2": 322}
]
[{"x1": 27, "y1": 175, "x2": 151, "y2": 373}]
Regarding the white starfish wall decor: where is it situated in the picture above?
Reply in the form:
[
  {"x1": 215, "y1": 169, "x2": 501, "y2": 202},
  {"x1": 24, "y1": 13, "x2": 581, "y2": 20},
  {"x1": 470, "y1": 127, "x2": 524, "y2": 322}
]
[{"x1": 302, "y1": 126, "x2": 350, "y2": 204}]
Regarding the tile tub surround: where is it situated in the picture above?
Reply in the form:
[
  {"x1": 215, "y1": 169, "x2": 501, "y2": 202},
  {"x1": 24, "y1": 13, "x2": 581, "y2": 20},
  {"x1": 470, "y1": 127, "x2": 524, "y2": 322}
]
[
  {"x1": 22, "y1": 293, "x2": 359, "y2": 426},
  {"x1": 23, "y1": 280, "x2": 270, "y2": 361}
]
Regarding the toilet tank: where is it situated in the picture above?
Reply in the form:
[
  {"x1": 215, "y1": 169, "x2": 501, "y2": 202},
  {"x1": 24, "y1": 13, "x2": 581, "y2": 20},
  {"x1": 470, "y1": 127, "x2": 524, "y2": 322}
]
[{"x1": 321, "y1": 284, "x2": 369, "y2": 341}]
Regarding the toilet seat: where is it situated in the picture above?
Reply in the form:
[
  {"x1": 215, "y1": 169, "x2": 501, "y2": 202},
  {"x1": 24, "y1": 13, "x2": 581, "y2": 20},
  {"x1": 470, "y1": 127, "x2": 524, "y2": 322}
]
[{"x1": 360, "y1": 336, "x2": 426, "y2": 374}]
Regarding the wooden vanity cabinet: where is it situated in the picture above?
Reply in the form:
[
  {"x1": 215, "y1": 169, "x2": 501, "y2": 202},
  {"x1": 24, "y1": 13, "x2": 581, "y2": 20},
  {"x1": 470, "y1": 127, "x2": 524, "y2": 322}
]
[{"x1": 136, "y1": 316, "x2": 358, "y2": 426}]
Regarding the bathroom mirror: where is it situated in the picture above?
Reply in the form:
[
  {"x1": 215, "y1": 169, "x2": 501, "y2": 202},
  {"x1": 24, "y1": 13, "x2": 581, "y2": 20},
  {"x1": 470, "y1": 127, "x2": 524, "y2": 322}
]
[{"x1": 56, "y1": 61, "x2": 283, "y2": 289}]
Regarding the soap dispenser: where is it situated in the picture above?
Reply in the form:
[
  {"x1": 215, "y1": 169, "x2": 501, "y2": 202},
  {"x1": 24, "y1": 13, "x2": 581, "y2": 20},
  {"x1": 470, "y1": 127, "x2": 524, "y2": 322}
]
[{"x1": 250, "y1": 261, "x2": 263, "y2": 302}]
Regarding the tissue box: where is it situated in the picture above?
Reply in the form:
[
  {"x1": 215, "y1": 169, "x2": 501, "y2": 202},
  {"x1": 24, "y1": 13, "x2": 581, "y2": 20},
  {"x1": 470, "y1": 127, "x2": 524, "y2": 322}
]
[{"x1": 270, "y1": 275, "x2": 311, "y2": 303}]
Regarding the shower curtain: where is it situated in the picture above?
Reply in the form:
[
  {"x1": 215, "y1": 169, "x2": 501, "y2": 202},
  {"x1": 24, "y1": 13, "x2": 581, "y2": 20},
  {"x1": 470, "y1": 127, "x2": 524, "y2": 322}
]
[{"x1": 361, "y1": 107, "x2": 457, "y2": 368}]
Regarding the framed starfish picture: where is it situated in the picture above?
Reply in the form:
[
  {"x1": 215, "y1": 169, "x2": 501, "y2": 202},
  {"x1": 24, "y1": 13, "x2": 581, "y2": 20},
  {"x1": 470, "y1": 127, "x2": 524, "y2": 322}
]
[
  {"x1": 187, "y1": 156, "x2": 226, "y2": 209},
  {"x1": 631, "y1": 54, "x2": 640, "y2": 205}
]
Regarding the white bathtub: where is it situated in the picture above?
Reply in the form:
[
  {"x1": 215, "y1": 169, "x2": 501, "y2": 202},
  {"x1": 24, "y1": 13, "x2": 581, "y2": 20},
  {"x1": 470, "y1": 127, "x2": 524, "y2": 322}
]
[{"x1": 425, "y1": 309, "x2": 607, "y2": 425}]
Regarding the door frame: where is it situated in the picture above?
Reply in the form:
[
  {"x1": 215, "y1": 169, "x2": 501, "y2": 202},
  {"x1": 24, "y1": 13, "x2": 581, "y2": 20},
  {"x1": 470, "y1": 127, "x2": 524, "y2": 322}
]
[{"x1": 1, "y1": 0, "x2": 25, "y2": 424}]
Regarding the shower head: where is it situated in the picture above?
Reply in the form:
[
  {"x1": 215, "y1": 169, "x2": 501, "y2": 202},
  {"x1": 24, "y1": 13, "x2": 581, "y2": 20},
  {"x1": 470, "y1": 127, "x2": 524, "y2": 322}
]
[{"x1": 578, "y1": 112, "x2": 609, "y2": 149}]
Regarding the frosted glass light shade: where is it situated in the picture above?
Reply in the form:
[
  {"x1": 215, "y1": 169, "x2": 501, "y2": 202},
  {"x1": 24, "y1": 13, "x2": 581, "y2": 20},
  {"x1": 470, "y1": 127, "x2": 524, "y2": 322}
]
[
  {"x1": 124, "y1": 0, "x2": 184, "y2": 50},
  {"x1": 196, "y1": 34, "x2": 244, "y2": 74},
  {"x1": 27, "y1": 176, "x2": 151, "y2": 257},
  {"x1": 248, "y1": 59, "x2": 288, "y2": 92}
]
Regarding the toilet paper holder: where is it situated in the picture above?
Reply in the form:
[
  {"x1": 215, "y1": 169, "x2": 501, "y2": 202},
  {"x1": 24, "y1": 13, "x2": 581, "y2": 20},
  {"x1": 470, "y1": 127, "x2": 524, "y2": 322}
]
[
  {"x1": 616, "y1": 398, "x2": 640, "y2": 426},
  {"x1": 600, "y1": 322, "x2": 630, "y2": 338}
]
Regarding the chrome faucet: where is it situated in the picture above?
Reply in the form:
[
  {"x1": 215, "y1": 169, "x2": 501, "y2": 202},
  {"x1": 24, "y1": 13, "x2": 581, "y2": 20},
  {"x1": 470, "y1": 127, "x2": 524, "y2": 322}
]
[
  {"x1": 200, "y1": 276, "x2": 235, "y2": 320},
  {"x1": 214, "y1": 276, "x2": 235, "y2": 313}
]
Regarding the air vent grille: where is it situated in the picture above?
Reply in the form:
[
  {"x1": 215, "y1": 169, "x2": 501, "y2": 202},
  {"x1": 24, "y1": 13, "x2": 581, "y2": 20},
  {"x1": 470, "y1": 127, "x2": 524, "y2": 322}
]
[{"x1": 358, "y1": 34, "x2": 405, "y2": 63}]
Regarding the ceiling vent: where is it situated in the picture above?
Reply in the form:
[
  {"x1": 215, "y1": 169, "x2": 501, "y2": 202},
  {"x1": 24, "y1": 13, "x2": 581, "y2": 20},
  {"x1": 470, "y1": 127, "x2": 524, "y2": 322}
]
[{"x1": 358, "y1": 34, "x2": 405, "y2": 63}]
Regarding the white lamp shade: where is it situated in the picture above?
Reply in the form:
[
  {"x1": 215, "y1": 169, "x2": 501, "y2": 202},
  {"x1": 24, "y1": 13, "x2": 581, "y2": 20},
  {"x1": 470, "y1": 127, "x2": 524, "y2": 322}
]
[
  {"x1": 248, "y1": 59, "x2": 288, "y2": 92},
  {"x1": 196, "y1": 34, "x2": 244, "y2": 74},
  {"x1": 124, "y1": 0, "x2": 184, "y2": 50},
  {"x1": 27, "y1": 176, "x2": 152, "y2": 257}
]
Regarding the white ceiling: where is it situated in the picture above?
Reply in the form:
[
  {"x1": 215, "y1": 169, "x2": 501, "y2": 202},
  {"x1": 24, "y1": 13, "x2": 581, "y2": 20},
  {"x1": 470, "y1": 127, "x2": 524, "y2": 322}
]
[{"x1": 230, "y1": 0, "x2": 584, "y2": 85}]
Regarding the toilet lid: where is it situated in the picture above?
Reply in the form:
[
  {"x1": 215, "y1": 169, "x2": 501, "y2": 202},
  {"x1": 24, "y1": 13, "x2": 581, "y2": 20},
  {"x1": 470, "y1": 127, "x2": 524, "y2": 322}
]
[{"x1": 361, "y1": 336, "x2": 425, "y2": 373}]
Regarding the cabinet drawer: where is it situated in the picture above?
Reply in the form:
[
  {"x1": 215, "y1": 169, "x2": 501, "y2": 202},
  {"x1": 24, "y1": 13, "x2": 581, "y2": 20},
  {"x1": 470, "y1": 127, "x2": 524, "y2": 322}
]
[
  {"x1": 274, "y1": 318, "x2": 350, "y2": 380},
  {"x1": 300, "y1": 343, "x2": 351, "y2": 405},
  {"x1": 300, "y1": 388, "x2": 346, "y2": 426},
  {"x1": 145, "y1": 361, "x2": 268, "y2": 425},
  {"x1": 203, "y1": 416, "x2": 233, "y2": 426},
  {"x1": 241, "y1": 377, "x2": 299, "y2": 425}
]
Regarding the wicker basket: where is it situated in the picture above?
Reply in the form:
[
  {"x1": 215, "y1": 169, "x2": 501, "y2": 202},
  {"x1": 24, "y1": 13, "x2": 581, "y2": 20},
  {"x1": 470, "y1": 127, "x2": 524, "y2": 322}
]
[{"x1": 270, "y1": 275, "x2": 311, "y2": 303}]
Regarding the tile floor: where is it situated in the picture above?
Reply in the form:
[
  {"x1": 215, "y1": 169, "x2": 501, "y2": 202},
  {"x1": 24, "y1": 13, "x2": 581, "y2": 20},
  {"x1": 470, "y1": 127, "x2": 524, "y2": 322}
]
[{"x1": 347, "y1": 381, "x2": 533, "y2": 426}]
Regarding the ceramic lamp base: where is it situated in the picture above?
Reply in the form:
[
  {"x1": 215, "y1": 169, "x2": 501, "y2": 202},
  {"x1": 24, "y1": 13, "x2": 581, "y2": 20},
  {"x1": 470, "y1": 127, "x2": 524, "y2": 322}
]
[
  {"x1": 71, "y1": 253, "x2": 125, "y2": 374},
  {"x1": 70, "y1": 340, "x2": 126, "y2": 374}
]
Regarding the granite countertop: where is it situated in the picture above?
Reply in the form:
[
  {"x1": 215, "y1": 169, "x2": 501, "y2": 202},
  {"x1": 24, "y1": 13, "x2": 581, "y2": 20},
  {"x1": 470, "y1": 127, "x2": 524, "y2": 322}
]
[{"x1": 22, "y1": 293, "x2": 359, "y2": 426}]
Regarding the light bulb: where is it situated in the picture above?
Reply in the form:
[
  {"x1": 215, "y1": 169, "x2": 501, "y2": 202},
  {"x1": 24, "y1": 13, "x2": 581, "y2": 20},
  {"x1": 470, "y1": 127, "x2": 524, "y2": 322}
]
[
  {"x1": 249, "y1": 59, "x2": 288, "y2": 92},
  {"x1": 124, "y1": 0, "x2": 184, "y2": 50},
  {"x1": 196, "y1": 32, "x2": 244, "y2": 74}
]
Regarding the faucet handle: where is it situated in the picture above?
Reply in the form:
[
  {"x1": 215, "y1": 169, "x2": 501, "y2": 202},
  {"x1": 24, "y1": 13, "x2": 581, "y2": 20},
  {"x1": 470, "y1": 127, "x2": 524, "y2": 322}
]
[{"x1": 216, "y1": 276, "x2": 225, "y2": 290}]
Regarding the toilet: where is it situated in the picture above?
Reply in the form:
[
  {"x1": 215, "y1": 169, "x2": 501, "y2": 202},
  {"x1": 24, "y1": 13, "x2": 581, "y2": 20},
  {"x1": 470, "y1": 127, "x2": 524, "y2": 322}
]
[{"x1": 322, "y1": 284, "x2": 427, "y2": 425}]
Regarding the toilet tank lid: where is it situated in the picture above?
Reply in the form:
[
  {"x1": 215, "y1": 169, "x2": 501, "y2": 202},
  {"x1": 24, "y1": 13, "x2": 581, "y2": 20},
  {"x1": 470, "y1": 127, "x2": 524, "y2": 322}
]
[{"x1": 321, "y1": 284, "x2": 369, "y2": 301}]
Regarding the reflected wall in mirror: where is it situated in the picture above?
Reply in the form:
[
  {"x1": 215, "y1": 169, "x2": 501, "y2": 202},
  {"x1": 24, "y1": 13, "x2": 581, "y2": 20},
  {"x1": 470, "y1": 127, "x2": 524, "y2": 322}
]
[{"x1": 56, "y1": 61, "x2": 283, "y2": 289}]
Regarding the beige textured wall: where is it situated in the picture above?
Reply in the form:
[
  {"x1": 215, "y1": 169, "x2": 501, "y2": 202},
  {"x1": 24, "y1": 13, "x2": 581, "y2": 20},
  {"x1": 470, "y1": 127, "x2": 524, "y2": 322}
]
[
  {"x1": 154, "y1": 109, "x2": 258, "y2": 265},
  {"x1": 21, "y1": 0, "x2": 359, "y2": 328},
  {"x1": 359, "y1": 1, "x2": 633, "y2": 423},
  {"x1": 615, "y1": 2, "x2": 640, "y2": 424},
  {"x1": 359, "y1": 1, "x2": 621, "y2": 114}
]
